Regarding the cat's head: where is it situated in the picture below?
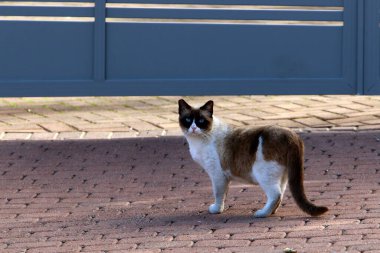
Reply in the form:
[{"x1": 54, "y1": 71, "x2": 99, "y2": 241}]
[{"x1": 178, "y1": 99, "x2": 213, "y2": 137}]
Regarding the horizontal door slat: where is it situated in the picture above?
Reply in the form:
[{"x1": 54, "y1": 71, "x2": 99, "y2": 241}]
[
  {"x1": 108, "y1": 0, "x2": 343, "y2": 7},
  {"x1": 107, "y1": 8, "x2": 343, "y2": 21},
  {"x1": 0, "y1": 7, "x2": 94, "y2": 17}
]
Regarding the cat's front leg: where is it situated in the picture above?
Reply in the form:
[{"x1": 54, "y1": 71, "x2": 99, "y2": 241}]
[{"x1": 208, "y1": 172, "x2": 229, "y2": 214}]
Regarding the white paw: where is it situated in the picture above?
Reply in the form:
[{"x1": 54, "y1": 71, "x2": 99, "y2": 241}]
[
  {"x1": 208, "y1": 203, "x2": 224, "y2": 214},
  {"x1": 253, "y1": 209, "x2": 270, "y2": 218}
]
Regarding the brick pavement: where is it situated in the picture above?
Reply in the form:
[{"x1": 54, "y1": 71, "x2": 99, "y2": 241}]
[
  {"x1": 1, "y1": 131, "x2": 380, "y2": 252},
  {"x1": 0, "y1": 96, "x2": 380, "y2": 140},
  {"x1": 1, "y1": 95, "x2": 380, "y2": 252}
]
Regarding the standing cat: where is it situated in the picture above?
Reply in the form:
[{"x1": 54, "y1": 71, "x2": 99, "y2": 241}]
[{"x1": 178, "y1": 99, "x2": 328, "y2": 217}]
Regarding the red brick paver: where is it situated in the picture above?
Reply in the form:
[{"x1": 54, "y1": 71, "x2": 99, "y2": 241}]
[
  {"x1": 1, "y1": 96, "x2": 380, "y2": 140},
  {"x1": 1, "y1": 131, "x2": 380, "y2": 252}
]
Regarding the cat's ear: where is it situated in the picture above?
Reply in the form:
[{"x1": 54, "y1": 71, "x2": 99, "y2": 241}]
[
  {"x1": 200, "y1": 100, "x2": 214, "y2": 117},
  {"x1": 178, "y1": 99, "x2": 191, "y2": 114}
]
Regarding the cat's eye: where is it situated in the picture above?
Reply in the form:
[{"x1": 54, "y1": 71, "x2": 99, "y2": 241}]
[
  {"x1": 198, "y1": 118, "x2": 205, "y2": 123},
  {"x1": 185, "y1": 117, "x2": 192, "y2": 123}
]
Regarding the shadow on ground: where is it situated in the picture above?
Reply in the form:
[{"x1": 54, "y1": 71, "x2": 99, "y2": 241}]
[{"x1": 0, "y1": 132, "x2": 380, "y2": 252}]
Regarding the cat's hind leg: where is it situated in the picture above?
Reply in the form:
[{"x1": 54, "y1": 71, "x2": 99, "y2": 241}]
[
  {"x1": 252, "y1": 164, "x2": 284, "y2": 218},
  {"x1": 271, "y1": 174, "x2": 288, "y2": 215},
  {"x1": 253, "y1": 183, "x2": 282, "y2": 218}
]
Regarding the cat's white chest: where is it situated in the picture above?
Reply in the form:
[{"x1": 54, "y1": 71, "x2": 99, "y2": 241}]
[{"x1": 187, "y1": 138, "x2": 218, "y2": 170}]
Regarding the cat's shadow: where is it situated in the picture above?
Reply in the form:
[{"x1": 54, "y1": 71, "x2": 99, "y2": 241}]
[{"x1": 120, "y1": 208, "x2": 329, "y2": 232}]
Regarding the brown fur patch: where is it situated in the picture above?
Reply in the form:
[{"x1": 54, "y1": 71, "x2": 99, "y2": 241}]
[
  {"x1": 219, "y1": 126, "x2": 302, "y2": 181},
  {"x1": 219, "y1": 127, "x2": 265, "y2": 181},
  {"x1": 261, "y1": 126, "x2": 302, "y2": 166}
]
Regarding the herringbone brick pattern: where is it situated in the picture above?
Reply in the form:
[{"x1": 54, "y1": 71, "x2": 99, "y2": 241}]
[
  {"x1": 1, "y1": 132, "x2": 380, "y2": 252},
  {"x1": 1, "y1": 96, "x2": 380, "y2": 140}
]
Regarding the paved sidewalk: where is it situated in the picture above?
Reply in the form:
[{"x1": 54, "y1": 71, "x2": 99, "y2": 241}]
[
  {"x1": 0, "y1": 132, "x2": 380, "y2": 252},
  {"x1": 1, "y1": 95, "x2": 380, "y2": 253},
  {"x1": 1, "y1": 96, "x2": 380, "y2": 140}
]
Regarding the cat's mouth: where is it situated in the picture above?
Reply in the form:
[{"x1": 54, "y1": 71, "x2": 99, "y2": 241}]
[
  {"x1": 187, "y1": 128, "x2": 201, "y2": 136},
  {"x1": 187, "y1": 130, "x2": 210, "y2": 139}
]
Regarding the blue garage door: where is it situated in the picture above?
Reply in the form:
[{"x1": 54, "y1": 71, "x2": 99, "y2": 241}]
[
  {"x1": 0, "y1": 0, "x2": 377, "y2": 96},
  {"x1": 363, "y1": 0, "x2": 380, "y2": 94}
]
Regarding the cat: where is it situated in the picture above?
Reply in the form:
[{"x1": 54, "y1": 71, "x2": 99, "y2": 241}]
[{"x1": 178, "y1": 99, "x2": 328, "y2": 218}]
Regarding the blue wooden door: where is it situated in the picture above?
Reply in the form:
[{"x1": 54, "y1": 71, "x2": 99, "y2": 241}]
[
  {"x1": 363, "y1": 0, "x2": 380, "y2": 94},
  {"x1": 0, "y1": 0, "x2": 378, "y2": 96},
  {"x1": 105, "y1": 0, "x2": 357, "y2": 95},
  {"x1": 0, "y1": 0, "x2": 95, "y2": 96}
]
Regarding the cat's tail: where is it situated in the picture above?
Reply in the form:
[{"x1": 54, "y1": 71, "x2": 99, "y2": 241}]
[{"x1": 287, "y1": 138, "x2": 328, "y2": 216}]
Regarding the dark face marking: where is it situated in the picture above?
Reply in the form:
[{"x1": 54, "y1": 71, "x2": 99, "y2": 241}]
[{"x1": 178, "y1": 99, "x2": 214, "y2": 134}]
